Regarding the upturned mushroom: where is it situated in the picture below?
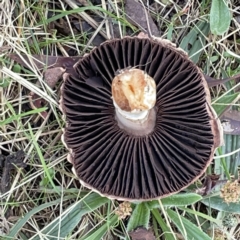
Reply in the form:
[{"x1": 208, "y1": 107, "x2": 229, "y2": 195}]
[{"x1": 59, "y1": 37, "x2": 223, "y2": 201}]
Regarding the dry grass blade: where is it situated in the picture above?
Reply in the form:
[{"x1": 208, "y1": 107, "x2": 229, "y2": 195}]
[
  {"x1": 1, "y1": 67, "x2": 57, "y2": 106},
  {"x1": 63, "y1": 0, "x2": 108, "y2": 39}
]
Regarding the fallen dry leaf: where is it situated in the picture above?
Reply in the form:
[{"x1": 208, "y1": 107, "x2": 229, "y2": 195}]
[
  {"x1": 9, "y1": 54, "x2": 80, "y2": 119},
  {"x1": 202, "y1": 174, "x2": 220, "y2": 196},
  {"x1": 8, "y1": 54, "x2": 80, "y2": 75},
  {"x1": 221, "y1": 110, "x2": 240, "y2": 135},
  {"x1": 0, "y1": 46, "x2": 12, "y2": 53},
  {"x1": 44, "y1": 67, "x2": 66, "y2": 89},
  {"x1": 28, "y1": 67, "x2": 66, "y2": 119},
  {"x1": 125, "y1": 0, "x2": 160, "y2": 37},
  {"x1": 129, "y1": 227, "x2": 156, "y2": 240}
]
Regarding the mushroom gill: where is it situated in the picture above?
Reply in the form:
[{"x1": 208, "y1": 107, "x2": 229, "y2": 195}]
[{"x1": 60, "y1": 37, "x2": 223, "y2": 201}]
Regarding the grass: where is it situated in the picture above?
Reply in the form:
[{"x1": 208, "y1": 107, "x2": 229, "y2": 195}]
[{"x1": 0, "y1": 0, "x2": 240, "y2": 239}]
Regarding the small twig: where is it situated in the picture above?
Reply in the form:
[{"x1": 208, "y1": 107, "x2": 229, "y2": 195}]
[{"x1": 114, "y1": 0, "x2": 122, "y2": 38}]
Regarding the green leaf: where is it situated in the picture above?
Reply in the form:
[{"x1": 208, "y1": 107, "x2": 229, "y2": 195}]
[
  {"x1": 201, "y1": 196, "x2": 240, "y2": 213},
  {"x1": 178, "y1": 207, "x2": 220, "y2": 224},
  {"x1": 31, "y1": 193, "x2": 109, "y2": 240},
  {"x1": 166, "y1": 209, "x2": 211, "y2": 240},
  {"x1": 7, "y1": 195, "x2": 76, "y2": 238},
  {"x1": 0, "y1": 78, "x2": 10, "y2": 88},
  {"x1": 37, "y1": 7, "x2": 130, "y2": 28},
  {"x1": 127, "y1": 202, "x2": 150, "y2": 232},
  {"x1": 151, "y1": 209, "x2": 175, "y2": 240},
  {"x1": 167, "y1": 23, "x2": 174, "y2": 40},
  {"x1": 0, "y1": 107, "x2": 47, "y2": 126},
  {"x1": 81, "y1": 215, "x2": 119, "y2": 240},
  {"x1": 180, "y1": 20, "x2": 209, "y2": 63},
  {"x1": 212, "y1": 93, "x2": 240, "y2": 116},
  {"x1": 40, "y1": 168, "x2": 55, "y2": 188},
  {"x1": 210, "y1": 0, "x2": 231, "y2": 35},
  {"x1": 148, "y1": 193, "x2": 202, "y2": 209},
  {"x1": 12, "y1": 64, "x2": 21, "y2": 73},
  {"x1": 28, "y1": 124, "x2": 59, "y2": 194}
]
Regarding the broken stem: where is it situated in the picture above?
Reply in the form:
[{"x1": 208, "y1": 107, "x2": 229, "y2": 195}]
[{"x1": 112, "y1": 68, "x2": 157, "y2": 135}]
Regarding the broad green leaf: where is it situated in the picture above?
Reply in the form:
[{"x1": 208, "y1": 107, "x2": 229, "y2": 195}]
[
  {"x1": 81, "y1": 215, "x2": 118, "y2": 240},
  {"x1": 148, "y1": 193, "x2": 202, "y2": 209},
  {"x1": 210, "y1": 0, "x2": 231, "y2": 35},
  {"x1": 201, "y1": 196, "x2": 240, "y2": 213},
  {"x1": 212, "y1": 93, "x2": 240, "y2": 116},
  {"x1": 151, "y1": 209, "x2": 175, "y2": 240},
  {"x1": 127, "y1": 202, "x2": 150, "y2": 232},
  {"x1": 31, "y1": 193, "x2": 109, "y2": 240},
  {"x1": 166, "y1": 209, "x2": 211, "y2": 240},
  {"x1": 180, "y1": 20, "x2": 209, "y2": 63}
]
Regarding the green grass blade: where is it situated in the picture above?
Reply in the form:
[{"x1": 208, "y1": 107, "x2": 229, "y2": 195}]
[
  {"x1": 0, "y1": 105, "x2": 47, "y2": 126},
  {"x1": 212, "y1": 92, "x2": 240, "y2": 116},
  {"x1": 6, "y1": 196, "x2": 76, "y2": 238},
  {"x1": 151, "y1": 209, "x2": 175, "y2": 240},
  {"x1": 81, "y1": 215, "x2": 118, "y2": 240},
  {"x1": 178, "y1": 207, "x2": 220, "y2": 224},
  {"x1": 36, "y1": 6, "x2": 125, "y2": 27},
  {"x1": 166, "y1": 209, "x2": 211, "y2": 240},
  {"x1": 31, "y1": 193, "x2": 109, "y2": 240},
  {"x1": 28, "y1": 123, "x2": 59, "y2": 194}
]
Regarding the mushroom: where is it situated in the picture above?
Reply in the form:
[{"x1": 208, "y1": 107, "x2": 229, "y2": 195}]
[{"x1": 59, "y1": 37, "x2": 223, "y2": 201}]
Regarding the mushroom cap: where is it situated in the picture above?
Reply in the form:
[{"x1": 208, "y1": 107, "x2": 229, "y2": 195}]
[{"x1": 60, "y1": 37, "x2": 222, "y2": 201}]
